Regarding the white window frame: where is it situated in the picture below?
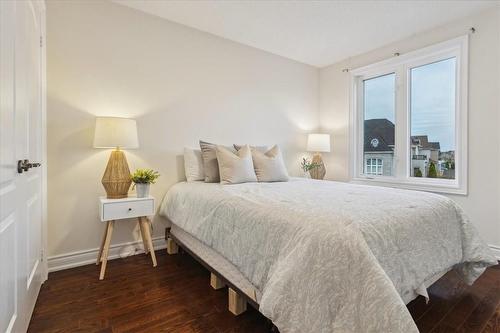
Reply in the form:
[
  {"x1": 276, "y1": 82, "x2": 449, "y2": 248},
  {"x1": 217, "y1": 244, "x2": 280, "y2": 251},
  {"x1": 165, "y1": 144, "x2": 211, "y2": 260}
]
[
  {"x1": 349, "y1": 36, "x2": 468, "y2": 195},
  {"x1": 365, "y1": 158, "x2": 383, "y2": 175}
]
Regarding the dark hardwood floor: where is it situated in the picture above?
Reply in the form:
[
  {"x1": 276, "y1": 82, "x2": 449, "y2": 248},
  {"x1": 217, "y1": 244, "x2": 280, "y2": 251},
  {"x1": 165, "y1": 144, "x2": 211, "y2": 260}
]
[{"x1": 29, "y1": 250, "x2": 500, "y2": 332}]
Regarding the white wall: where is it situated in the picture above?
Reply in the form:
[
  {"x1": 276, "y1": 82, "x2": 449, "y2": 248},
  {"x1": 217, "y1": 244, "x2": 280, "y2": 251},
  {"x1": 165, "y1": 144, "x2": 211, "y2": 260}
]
[
  {"x1": 47, "y1": 0, "x2": 319, "y2": 266},
  {"x1": 319, "y1": 8, "x2": 500, "y2": 254}
]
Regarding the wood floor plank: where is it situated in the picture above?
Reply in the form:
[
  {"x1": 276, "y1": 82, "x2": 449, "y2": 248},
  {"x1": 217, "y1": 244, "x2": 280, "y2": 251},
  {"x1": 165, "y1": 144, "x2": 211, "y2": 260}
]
[
  {"x1": 481, "y1": 303, "x2": 500, "y2": 333},
  {"x1": 458, "y1": 278, "x2": 500, "y2": 333},
  {"x1": 414, "y1": 271, "x2": 470, "y2": 332},
  {"x1": 28, "y1": 250, "x2": 499, "y2": 333},
  {"x1": 429, "y1": 271, "x2": 497, "y2": 332}
]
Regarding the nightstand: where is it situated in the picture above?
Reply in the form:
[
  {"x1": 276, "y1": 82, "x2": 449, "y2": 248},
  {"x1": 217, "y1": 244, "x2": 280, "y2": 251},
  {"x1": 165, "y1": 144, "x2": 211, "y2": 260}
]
[{"x1": 97, "y1": 195, "x2": 157, "y2": 280}]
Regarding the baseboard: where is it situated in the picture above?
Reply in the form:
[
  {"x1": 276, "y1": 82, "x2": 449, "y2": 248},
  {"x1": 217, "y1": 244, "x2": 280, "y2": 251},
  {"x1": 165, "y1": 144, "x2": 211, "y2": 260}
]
[
  {"x1": 48, "y1": 236, "x2": 166, "y2": 272},
  {"x1": 490, "y1": 244, "x2": 500, "y2": 260}
]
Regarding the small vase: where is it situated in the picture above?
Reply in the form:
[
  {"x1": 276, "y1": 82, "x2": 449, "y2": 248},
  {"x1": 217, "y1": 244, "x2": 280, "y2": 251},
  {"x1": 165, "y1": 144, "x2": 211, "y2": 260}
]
[{"x1": 136, "y1": 183, "x2": 150, "y2": 198}]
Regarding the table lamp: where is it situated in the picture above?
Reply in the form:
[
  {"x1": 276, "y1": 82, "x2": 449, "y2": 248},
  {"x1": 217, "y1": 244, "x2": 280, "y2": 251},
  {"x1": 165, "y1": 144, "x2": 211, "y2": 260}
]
[
  {"x1": 307, "y1": 133, "x2": 330, "y2": 180},
  {"x1": 93, "y1": 117, "x2": 139, "y2": 198}
]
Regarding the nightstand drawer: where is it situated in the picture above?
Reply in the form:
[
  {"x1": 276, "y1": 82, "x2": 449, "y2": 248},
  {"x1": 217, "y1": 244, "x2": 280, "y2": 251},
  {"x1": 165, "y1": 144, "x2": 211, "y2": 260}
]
[{"x1": 101, "y1": 198, "x2": 154, "y2": 221}]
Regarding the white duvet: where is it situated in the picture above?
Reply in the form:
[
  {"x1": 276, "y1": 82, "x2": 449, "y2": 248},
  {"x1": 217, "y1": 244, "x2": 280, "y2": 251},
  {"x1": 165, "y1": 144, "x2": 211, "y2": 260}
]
[{"x1": 160, "y1": 178, "x2": 497, "y2": 333}]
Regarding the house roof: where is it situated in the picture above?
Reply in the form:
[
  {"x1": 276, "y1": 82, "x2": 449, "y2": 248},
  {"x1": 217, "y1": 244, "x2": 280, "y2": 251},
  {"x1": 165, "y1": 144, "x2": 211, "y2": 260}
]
[
  {"x1": 364, "y1": 119, "x2": 395, "y2": 152},
  {"x1": 411, "y1": 135, "x2": 440, "y2": 150}
]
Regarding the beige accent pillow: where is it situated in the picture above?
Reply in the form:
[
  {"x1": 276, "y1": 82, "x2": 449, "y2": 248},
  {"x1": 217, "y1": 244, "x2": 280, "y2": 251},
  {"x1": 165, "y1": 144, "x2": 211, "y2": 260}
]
[
  {"x1": 252, "y1": 145, "x2": 289, "y2": 182},
  {"x1": 216, "y1": 145, "x2": 257, "y2": 184}
]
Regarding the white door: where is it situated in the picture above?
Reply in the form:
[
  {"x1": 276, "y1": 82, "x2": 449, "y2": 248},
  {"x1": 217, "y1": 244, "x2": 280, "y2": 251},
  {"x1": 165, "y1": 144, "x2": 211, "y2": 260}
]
[{"x1": 0, "y1": 1, "x2": 46, "y2": 332}]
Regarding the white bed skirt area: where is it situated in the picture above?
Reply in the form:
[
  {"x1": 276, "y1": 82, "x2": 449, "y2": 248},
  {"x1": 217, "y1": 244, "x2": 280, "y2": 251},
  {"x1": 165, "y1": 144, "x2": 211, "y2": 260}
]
[{"x1": 161, "y1": 178, "x2": 497, "y2": 333}]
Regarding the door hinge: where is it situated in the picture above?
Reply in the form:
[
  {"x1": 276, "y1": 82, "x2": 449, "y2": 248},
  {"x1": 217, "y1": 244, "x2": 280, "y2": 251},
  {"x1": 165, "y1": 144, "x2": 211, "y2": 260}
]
[{"x1": 40, "y1": 36, "x2": 43, "y2": 48}]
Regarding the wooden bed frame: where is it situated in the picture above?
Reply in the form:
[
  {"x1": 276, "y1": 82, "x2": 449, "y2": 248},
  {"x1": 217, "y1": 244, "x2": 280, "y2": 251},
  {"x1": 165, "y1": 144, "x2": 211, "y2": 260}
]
[{"x1": 165, "y1": 227, "x2": 259, "y2": 315}]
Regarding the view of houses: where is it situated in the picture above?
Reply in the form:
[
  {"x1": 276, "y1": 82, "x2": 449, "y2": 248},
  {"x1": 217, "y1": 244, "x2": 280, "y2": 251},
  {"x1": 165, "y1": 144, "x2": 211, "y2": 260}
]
[{"x1": 364, "y1": 119, "x2": 455, "y2": 179}]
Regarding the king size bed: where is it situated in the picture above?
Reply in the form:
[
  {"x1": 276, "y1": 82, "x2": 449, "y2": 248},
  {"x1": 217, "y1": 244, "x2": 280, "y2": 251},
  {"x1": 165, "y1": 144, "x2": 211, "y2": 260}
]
[{"x1": 160, "y1": 178, "x2": 497, "y2": 333}]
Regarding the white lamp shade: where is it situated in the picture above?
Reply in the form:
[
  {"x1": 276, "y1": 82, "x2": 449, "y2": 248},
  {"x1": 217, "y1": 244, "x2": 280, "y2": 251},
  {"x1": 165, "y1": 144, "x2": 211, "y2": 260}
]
[
  {"x1": 93, "y1": 117, "x2": 139, "y2": 149},
  {"x1": 307, "y1": 133, "x2": 330, "y2": 152}
]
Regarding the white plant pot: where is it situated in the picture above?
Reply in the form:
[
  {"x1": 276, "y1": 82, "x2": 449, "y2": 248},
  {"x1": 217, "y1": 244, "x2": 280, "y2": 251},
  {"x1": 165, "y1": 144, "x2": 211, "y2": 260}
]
[{"x1": 136, "y1": 183, "x2": 150, "y2": 198}]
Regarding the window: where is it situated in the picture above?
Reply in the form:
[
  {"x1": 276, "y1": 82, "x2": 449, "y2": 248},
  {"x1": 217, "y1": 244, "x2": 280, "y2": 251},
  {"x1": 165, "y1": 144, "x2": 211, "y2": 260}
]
[
  {"x1": 410, "y1": 58, "x2": 456, "y2": 180},
  {"x1": 350, "y1": 36, "x2": 468, "y2": 194},
  {"x1": 365, "y1": 158, "x2": 383, "y2": 175},
  {"x1": 363, "y1": 73, "x2": 395, "y2": 177}
]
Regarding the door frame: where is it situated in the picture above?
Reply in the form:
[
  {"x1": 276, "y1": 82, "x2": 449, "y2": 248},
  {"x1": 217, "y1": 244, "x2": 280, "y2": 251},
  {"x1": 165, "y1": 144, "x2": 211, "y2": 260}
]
[{"x1": 39, "y1": 0, "x2": 48, "y2": 283}]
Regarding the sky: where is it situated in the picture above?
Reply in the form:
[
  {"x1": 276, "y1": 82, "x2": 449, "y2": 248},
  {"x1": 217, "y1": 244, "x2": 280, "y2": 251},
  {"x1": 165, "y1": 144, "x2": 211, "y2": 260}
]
[{"x1": 364, "y1": 58, "x2": 456, "y2": 152}]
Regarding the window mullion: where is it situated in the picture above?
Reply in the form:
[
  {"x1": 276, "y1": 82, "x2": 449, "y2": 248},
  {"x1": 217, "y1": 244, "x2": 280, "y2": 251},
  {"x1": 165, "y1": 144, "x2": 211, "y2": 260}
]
[{"x1": 394, "y1": 66, "x2": 409, "y2": 181}]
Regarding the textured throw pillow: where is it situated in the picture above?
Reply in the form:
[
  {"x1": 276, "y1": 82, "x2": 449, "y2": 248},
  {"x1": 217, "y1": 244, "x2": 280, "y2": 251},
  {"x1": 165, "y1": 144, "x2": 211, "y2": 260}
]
[
  {"x1": 251, "y1": 145, "x2": 289, "y2": 182},
  {"x1": 216, "y1": 145, "x2": 257, "y2": 184},
  {"x1": 183, "y1": 148, "x2": 205, "y2": 182}
]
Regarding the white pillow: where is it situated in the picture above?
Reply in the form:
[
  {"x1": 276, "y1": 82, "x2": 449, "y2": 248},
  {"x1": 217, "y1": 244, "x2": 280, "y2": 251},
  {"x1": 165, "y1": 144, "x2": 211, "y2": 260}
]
[
  {"x1": 184, "y1": 148, "x2": 205, "y2": 181},
  {"x1": 216, "y1": 145, "x2": 257, "y2": 184},
  {"x1": 251, "y1": 145, "x2": 289, "y2": 182}
]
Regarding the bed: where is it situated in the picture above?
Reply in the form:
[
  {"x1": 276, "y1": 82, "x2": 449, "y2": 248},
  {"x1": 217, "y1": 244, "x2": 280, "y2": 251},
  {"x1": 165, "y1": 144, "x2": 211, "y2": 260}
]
[{"x1": 160, "y1": 178, "x2": 497, "y2": 333}]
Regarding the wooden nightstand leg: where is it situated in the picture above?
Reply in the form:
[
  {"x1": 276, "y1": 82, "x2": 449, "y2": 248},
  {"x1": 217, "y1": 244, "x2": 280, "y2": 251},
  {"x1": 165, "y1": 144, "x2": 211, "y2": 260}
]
[
  {"x1": 96, "y1": 223, "x2": 108, "y2": 265},
  {"x1": 99, "y1": 220, "x2": 114, "y2": 280},
  {"x1": 138, "y1": 218, "x2": 149, "y2": 254},
  {"x1": 141, "y1": 217, "x2": 157, "y2": 267}
]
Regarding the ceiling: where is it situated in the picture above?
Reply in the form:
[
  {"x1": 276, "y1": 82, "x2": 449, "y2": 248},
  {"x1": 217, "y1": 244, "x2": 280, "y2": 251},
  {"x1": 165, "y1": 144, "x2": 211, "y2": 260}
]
[{"x1": 113, "y1": 0, "x2": 498, "y2": 67}]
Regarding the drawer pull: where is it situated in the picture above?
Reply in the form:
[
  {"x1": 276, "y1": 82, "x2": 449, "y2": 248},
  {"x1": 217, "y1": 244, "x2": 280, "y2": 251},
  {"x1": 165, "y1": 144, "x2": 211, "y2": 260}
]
[{"x1": 128, "y1": 208, "x2": 132, "y2": 211}]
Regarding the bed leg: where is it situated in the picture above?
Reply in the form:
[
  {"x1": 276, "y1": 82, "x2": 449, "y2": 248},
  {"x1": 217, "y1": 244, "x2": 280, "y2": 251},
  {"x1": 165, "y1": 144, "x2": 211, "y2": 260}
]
[
  {"x1": 166, "y1": 238, "x2": 179, "y2": 255},
  {"x1": 165, "y1": 227, "x2": 179, "y2": 255},
  {"x1": 228, "y1": 288, "x2": 247, "y2": 315},
  {"x1": 210, "y1": 273, "x2": 226, "y2": 290}
]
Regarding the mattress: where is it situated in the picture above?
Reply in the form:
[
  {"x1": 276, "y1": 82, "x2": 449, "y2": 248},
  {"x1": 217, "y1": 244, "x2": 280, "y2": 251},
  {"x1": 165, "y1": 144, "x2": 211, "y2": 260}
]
[{"x1": 160, "y1": 178, "x2": 497, "y2": 333}]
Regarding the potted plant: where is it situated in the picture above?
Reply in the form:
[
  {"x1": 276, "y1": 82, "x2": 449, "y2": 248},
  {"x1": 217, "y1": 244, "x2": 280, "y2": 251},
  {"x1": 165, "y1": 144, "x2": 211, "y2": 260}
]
[
  {"x1": 131, "y1": 168, "x2": 160, "y2": 198},
  {"x1": 300, "y1": 158, "x2": 319, "y2": 178}
]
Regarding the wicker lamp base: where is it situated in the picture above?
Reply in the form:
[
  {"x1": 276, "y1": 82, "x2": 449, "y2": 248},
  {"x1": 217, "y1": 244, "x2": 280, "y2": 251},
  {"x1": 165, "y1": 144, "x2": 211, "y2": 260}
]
[
  {"x1": 101, "y1": 149, "x2": 132, "y2": 199},
  {"x1": 309, "y1": 153, "x2": 326, "y2": 180}
]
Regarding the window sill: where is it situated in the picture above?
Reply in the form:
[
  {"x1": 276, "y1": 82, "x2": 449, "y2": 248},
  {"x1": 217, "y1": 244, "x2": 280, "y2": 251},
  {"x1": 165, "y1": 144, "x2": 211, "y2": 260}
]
[{"x1": 350, "y1": 176, "x2": 467, "y2": 195}]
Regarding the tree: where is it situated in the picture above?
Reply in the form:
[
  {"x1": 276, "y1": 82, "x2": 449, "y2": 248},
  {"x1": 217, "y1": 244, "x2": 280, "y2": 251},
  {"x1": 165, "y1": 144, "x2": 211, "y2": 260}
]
[
  {"x1": 428, "y1": 161, "x2": 437, "y2": 178},
  {"x1": 414, "y1": 168, "x2": 422, "y2": 177}
]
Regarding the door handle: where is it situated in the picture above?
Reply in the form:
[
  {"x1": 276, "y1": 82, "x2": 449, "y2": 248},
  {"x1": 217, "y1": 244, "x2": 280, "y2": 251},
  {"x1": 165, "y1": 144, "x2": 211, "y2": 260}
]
[{"x1": 17, "y1": 159, "x2": 42, "y2": 173}]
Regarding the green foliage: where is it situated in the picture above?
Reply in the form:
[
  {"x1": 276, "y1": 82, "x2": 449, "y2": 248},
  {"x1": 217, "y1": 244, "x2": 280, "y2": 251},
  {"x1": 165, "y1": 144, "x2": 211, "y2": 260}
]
[
  {"x1": 301, "y1": 158, "x2": 319, "y2": 172},
  {"x1": 131, "y1": 168, "x2": 160, "y2": 184},
  {"x1": 428, "y1": 162, "x2": 437, "y2": 178},
  {"x1": 414, "y1": 168, "x2": 422, "y2": 177}
]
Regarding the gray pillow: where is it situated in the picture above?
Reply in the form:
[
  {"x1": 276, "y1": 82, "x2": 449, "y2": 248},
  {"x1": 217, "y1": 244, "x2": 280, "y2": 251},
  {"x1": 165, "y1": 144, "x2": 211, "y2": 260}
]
[
  {"x1": 216, "y1": 145, "x2": 257, "y2": 184},
  {"x1": 233, "y1": 144, "x2": 269, "y2": 152},
  {"x1": 251, "y1": 145, "x2": 289, "y2": 182},
  {"x1": 199, "y1": 140, "x2": 221, "y2": 182},
  {"x1": 199, "y1": 140, "x2": 235, "y2": 182}
]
